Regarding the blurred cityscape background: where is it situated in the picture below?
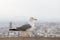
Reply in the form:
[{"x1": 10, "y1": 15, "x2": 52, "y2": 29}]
[{"x1": 0, "y1": 21, "x2": 60, "y2": 38}]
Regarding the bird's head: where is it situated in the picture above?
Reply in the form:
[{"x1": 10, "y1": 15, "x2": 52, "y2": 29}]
[{"x1": 29, "y1": 17, "x2": 38, "y2": 23}]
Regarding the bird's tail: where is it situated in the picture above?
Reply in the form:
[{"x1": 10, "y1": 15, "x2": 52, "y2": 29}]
[{"x1": 9, "y1": 29, "x2": 19, "y2": 31}]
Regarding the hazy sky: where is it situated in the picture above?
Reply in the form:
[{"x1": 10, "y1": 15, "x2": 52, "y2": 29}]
[{"x1": 0, "y1": 0, "x2": 60, "y2": 22}]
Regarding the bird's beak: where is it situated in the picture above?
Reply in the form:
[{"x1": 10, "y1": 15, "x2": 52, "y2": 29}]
[
  {"x1": 34, "y1": 18, "x2": 38, "y2": 21},
  {"x1": 30, "y1": 17, "x2": 38, "y2": 21}
]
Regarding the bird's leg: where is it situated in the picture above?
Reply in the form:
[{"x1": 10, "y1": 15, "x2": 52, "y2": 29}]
[{"x1": 20, "y1": 31, "x2": 30, "y2": 37}]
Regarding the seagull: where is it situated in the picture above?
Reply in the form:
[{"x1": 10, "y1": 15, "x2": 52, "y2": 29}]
[{"x1": 9, "y1": 17, "x2": 38, "y2": 32}]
